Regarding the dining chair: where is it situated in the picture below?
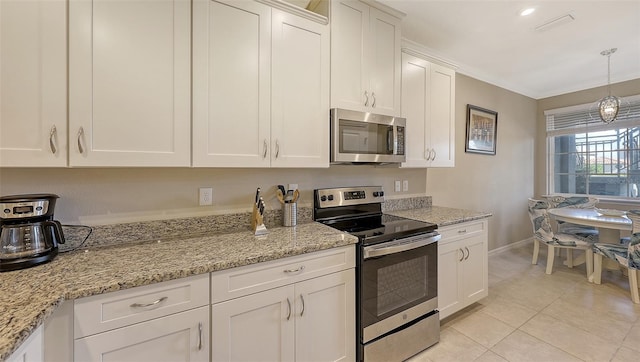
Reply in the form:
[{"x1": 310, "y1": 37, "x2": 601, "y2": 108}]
[
  {"x1": 528, "y1": 198, "x2": 595, "y2": 276},
  {"x1": 544, "y1": 195, "x2": 599, "y2": 236},
  {"x1": 592, "y1": 209, "x2": 640, "y2": 304}
]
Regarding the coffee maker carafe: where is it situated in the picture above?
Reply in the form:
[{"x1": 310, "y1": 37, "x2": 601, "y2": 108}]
[{"x1": 0, "y1": 194, "x2": 65, "y2": 271}]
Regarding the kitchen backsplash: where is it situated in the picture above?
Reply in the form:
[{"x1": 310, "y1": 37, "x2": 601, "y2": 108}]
[{"x1": 60, "y1": 196, "x2": 431, "y2": 251}]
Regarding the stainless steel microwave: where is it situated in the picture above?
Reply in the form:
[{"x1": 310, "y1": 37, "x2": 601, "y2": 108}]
[{"x1": 330, "y1": 108, "x2": 406, "y2": 164}]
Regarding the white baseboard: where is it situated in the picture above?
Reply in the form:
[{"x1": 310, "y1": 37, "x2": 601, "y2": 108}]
[{"x1": 488, "y1": 238, "x2": 532, "y2": 257}]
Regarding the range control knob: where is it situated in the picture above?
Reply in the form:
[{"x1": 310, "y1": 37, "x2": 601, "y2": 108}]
[
  {"x1": 320, "y1": 195, "x2": 327, "y2": 202},
  {"x1": 379, "y1": 191, "x2": 384, "y2": 197},
  {"x1": 328, "y1": 195, "x2": 334, "y2": 201},
  {"x1": 373, "y1": 191, "x2": 380, "y2": 197}
]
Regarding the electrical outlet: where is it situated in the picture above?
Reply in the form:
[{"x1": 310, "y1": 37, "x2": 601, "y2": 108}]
[
  {"x1": 394, "y1": 180, "x2": 401, "y2": 192},
  {"x1": 403, "y1": 180, "x2": 409, "y2": 192},
  {"x1": 199, "y1": 187, "x2": 213, "y2": 206}
]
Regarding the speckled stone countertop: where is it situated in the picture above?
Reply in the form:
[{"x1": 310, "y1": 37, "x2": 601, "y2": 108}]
[
  {"x1": 387, "y1": 205, "x2": 492, "y2": 226},
  {"x1": 0, "y1": 222, "x2": 357, "y2": 361},
  {"x1": 0, "y1": 200, "x2": 490, "y2": 360}
]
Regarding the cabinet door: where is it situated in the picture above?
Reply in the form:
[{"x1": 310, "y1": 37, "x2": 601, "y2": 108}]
[
  {"x1": 437, "y1": 240, "x2": 463, "y2": 319},
  {"x1": 69, "y1": 0, "x2": 191, "y2": 167},
  {"x1": 295, "y1": 270, "x2": 355, "y2": 362},
  {"x1": 330, "y1": 0, "x2": 369, "y2": 113},
  {"x1": 211, "y1": 285, "x2": 295, "y2": 362},
  {"x1": 461, "y1": 234, "x2": 489, "y2": 304},
  {"x1": 368, "y1": 7, "x2": 401, "y2": 116},
  {"x1": 74, "y1": 306, "x2": 209, "y2": 362},
  {"x1": 0, "y1": 0, "x2": 67, "y2": 167},
  {"x1": 271, "y1": 9, "x2": 329, "y2": 168},
  {"x1": 400, "y1": 53, "x2": 430, "y2": 168},
  {"x1": 428, "y1": 63, "x2": 455, "y2": 167},
  {"x1": 192, "y1": 0, "x2": 271, "y2": 167},
  {"x1": 6, "y1": 326, "x2": 42, "y2": 362}
]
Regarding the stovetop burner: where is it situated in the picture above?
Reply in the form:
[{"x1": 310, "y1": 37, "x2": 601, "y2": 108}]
[{"x1": 313, "y1": 186, "x2": 437, "y2": 246}]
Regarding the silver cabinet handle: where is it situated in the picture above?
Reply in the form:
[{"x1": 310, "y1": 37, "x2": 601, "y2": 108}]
[
  {"x1": 284, "y1": 265, "x2": 305, "y2": 274},
  {"x1": 425, "y1": 149, "x2": 431, "y2": 161},
  {"x1": 77, "y1": 127, "x2": 85, "y2": 154},
  {"x1": 458, "y1": 248, "x2": 464, "y2": 262},
  {"x1": 464, "y1": 247, "x2": 470, "y2": 260},
  {"x1": 130, "y1": 296, "x2": 168, "y2": 309},
  {"x1": 263, "y1": 139, "x2": 268, "y2": 159},
  {"x1": 430, "y1": 149, "x2": 436, "y2": 161},
  {"x1": 198, "y1": 322, "x2": 203, "y2": 350},
  {"x1": 275, "y1": 140, "x2": 280, "y2": 158},
  {"x1": 458, "y1": 229, "x2": 467, "y2": 234},
  {"x1": 286, "y1": 298, "x2": 292, "y2": 321},
  {"x1": 364, "y1": 91, "x2": 369, "y2": 107},
  {"x1": 49, "y1": 125, "x2": 58, "y2": 154},
  {"x1": 300, "y1": 294, "x2": 305, "y2": 317},
  {"x1": 371, "y1": 92, "x2": 376, "y2": 108}
]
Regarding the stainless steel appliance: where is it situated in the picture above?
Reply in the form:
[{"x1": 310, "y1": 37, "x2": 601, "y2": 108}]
[
  {"x1": 330, "y1": 108, "x2": 406, "y2": 164},
  {"x1": 313, "y1": 186, "x2": 440, "y2": 362},
  {"x1": 0, "y1": 194, "x2": 65, "y2": 272}
]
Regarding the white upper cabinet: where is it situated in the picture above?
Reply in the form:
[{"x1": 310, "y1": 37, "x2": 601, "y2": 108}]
[
  {"x1": 69, "y1": 0, "x2": 191, "y2": 167},
  {"x1": 330, "y1": 0, "x2": 402, "y2": 116},
  {"x1": 193, "y1": 0, "x2": 329, "y2": 168},
  {"x1": 0, "y1": 0, "x2": 67, "y2": 167},
  {"x1": 271, "y1": 9, "x2": 329, "y2": 168},
  {"x1": 192, "y1": 0, "x2": 271, "y2": 167},
  {"x1": 401, "y1": 51, "x2": 455, "y2": 168}
]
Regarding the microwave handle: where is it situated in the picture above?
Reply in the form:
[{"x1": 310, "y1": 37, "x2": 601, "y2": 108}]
[{"x1": 387, "y1": 127, "x2": 398, "y2": 154}]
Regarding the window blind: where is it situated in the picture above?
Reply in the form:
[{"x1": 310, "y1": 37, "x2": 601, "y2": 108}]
[{"x1": 545, "y1": 94, "x2": 640, "y2": 136}]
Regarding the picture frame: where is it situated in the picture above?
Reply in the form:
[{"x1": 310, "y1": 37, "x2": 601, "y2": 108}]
[{"x1": 465, "y1": 105, "x2": 498, "y2": 155}]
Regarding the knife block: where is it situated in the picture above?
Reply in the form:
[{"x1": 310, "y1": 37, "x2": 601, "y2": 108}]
[{"x1": 251, "y1": 203, "x2": 268, "y2": 236}]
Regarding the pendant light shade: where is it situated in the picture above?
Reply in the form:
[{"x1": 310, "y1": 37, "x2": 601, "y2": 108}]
[{"x1": 597, "y1": 48, "x2": 621, "y2": 124}]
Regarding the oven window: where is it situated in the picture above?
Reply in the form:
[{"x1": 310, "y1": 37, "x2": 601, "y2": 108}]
[
  {"x1": 360, "y1": 242, "x2": 437, "y2": 329},
  {"x1": 377, "y1": 257, "x2": 428, "y2": 315}
]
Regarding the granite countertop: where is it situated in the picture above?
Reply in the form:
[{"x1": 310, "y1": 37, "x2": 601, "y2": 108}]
[
  {"x1": 0, "y1": 222, "x2": 357, "y2": 361},
  {"x1": 387, "y1": 205, "x2": 492, "y2": 226},
  {"x1": 0, "y1": 204, "x2": 491, "y2": 360}
]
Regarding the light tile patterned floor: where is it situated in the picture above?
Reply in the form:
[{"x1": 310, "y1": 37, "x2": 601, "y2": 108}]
[{"x1": 408, "y1": 242, "x2": 640, "y2": 362}]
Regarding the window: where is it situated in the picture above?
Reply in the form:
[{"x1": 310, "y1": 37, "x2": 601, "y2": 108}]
[{"x1": 546, "y1": 95, "x2": 640, "y2": 199}]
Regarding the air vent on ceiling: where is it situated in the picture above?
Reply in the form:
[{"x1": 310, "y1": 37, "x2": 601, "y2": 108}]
[{"x1": 535, "y1": 13, "x2": 575, "y2": 32}]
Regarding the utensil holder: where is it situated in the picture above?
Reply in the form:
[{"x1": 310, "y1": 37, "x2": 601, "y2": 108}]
[{"x1": 283, "y1": 202, "x2": 297, "y2": 227}]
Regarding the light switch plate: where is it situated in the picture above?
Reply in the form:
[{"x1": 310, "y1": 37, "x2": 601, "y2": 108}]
[
  {"x1": 394, "y1": 180, "x2": 401, "y2": 192},
  {"x1": 403, "y1": 180, "x2": 409, "y2": 192}
]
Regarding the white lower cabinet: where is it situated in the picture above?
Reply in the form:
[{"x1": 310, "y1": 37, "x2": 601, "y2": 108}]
[
  {"x1": 211, "y1": 246, "x2": 356, "y2": 362},
  {"x1": 438, "y1": 219, "x2": 488, "y2": 319},
  {"x1": 74, "y1": 306, "x2": 209, "y2": 362},
  {"x1": 7, "y1": 325, "x2": 43, "y2": 362}
]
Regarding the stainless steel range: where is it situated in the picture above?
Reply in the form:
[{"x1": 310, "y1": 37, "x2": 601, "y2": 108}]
[{"x1": 313, "y1": 186, "x2": 440, "y2": 362}]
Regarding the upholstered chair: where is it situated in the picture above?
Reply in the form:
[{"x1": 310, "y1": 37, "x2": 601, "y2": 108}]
[
  {"x1": 593, "y1": 209, "x2": 640, "y2": 304},
  {"x1": 528, "y1": 198, "x2": 596, "y2": 276}
]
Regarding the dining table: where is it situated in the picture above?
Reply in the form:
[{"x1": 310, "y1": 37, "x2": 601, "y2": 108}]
[{"x1": 548, "y1": 207, "x2": 632, "y2": 281}]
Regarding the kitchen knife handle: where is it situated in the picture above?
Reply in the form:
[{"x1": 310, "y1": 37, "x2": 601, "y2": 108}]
[
  {"x1": 299, "y1": 294, "x2": 305, "y2": 317},
  {"x1": 286, "y1": 298, "x2": 292, "y2": 321},
  {"x1": 49, "y1": 125, "x2": 58, "y2": 154},
  {"x1": 198, "y1": 322, "x2": 203, "y2": 350},
  {"x1": 262, "y1": 139, "x2": 268, "y2": 158},
  {"x1": 364, "y1": 91, "x2": 369, "y2": 107},
  {"x1": 77, "y1": 127, "x2": 85, "y2": 154}
]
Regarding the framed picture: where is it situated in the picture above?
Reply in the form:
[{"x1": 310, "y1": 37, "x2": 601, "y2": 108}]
[{"x1": 465, "y1": 105, "x2": 498, "y2": 155}]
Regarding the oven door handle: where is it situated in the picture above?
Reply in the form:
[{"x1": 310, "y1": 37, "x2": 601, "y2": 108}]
[{"x1": 363, "y1": 233, "x2": 440, "y2": 259}]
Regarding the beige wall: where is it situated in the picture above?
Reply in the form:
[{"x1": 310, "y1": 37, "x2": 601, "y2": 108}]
[
  {"x1": 427, "y1": 74, "x2": 538, "y2": 250},
  {"x1": 0, "y1": 167, "x2": 426, "y2": 224},
  {"x1": 536, "y1": 78, "x2": 640, "y2": 201}
]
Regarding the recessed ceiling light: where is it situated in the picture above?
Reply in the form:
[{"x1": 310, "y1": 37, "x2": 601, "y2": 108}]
[{"x1": 520, "y1": 7, "x2": 536, "y2": 16}]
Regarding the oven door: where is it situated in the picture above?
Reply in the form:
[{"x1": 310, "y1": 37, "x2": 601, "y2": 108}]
[{"x1": 360, "y1": 232, "x2": 439, "y2": 343}]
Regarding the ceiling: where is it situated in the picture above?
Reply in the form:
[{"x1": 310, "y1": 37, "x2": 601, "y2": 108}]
[{"x1": 379, "y1": 0, "x2": 640, "y2": 99}]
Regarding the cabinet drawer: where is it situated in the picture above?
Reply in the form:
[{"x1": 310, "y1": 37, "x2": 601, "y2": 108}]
[
  {"x1": 74, "y1": 273, "x2": 209, "y2": 338},
  {"x1": 438, "y1": 220, "x2": 486, "y2": 241},
  {"x1": 212, "y1": 245, "x2": 355, "y2": 303}
]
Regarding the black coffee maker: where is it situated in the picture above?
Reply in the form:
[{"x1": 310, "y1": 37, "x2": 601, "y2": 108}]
[{"x1": 0, "y1": 194, "x2": 65, "y2": 271}]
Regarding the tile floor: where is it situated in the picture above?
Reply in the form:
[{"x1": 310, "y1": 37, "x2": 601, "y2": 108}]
[{"x1": 409, "y1": 242, "x2": 640, "y2": 362}]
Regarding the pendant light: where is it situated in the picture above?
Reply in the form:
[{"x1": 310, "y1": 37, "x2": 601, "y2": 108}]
[{"x1": 597, "y1": 48, "x2": 621, "y2": 124}]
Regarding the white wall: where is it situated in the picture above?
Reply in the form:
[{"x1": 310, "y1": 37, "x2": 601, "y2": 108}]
[
  {"x1": 0, "y1": 166, "x2": 426, "y2": 224},
  {"x1": 427, "y1": 74, "x2": 538, "y2": 250}
]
